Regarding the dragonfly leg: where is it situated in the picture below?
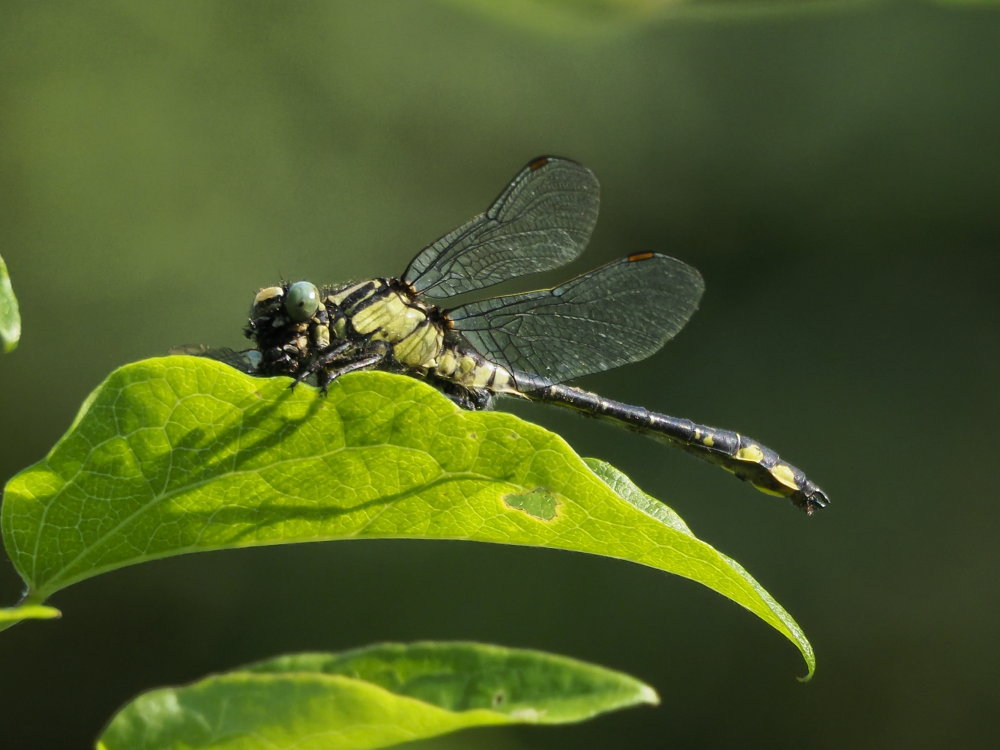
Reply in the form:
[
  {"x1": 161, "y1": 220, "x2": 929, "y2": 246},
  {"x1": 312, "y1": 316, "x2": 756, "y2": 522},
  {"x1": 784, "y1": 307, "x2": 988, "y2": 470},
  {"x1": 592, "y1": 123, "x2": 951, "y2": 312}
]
[
  {"x1": 289, "y1": 340, "x2": 354, "y2": 389},
  {"x1": 314, "y1": 340, "x2": 394, "y2": 392}
]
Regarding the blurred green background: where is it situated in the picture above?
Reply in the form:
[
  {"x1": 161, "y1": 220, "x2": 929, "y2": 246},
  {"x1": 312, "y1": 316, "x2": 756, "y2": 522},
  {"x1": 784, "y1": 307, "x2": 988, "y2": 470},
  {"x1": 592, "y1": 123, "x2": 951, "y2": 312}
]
[{"x1": 2, "y1": 1, "x2": 998, "y2": 748}]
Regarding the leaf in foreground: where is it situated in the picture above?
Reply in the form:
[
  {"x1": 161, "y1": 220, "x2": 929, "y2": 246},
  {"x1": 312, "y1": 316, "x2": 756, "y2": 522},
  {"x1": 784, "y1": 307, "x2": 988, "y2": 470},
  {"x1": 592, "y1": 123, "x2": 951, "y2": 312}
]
[
  {"x1": 97, "y1": 642, "x2": 657, "y2": 750},
  {"x1": 0, "y1": 603, "x2": 61, "y2": 626},
  {"x1": 0, "y1": 253, "x2": 20, "y2": 353},
  {"x1": 1, "y1": 356, "x2": 813, "y2": 674}
]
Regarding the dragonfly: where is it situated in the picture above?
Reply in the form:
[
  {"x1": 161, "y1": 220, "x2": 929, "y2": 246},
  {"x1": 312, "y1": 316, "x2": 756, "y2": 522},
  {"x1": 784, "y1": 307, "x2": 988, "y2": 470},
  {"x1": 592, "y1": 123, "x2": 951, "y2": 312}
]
[{"x1": 212, "y1": 156, "x2": 829, "y2": 514}]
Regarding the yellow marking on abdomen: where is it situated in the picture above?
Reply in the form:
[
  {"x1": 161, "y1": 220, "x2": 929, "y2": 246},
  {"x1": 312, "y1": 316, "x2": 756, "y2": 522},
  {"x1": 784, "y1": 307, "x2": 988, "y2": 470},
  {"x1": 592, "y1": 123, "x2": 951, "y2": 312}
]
[
  {"x1": 769, "y1": 463, "x2": 800, "y2": 491},
  {"x1": 734, "y1": 444, "x2": 765, "y2": 463},
  {"x1": 750, "y1": 482, "x2": 788, "y2": 498},
  {"x1": 470, "y1": 364, "x2": 495, "y2": 388}
]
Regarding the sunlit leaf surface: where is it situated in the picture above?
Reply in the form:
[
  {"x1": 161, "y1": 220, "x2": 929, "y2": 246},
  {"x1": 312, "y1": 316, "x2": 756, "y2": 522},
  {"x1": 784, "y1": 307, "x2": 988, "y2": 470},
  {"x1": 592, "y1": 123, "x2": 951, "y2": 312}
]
[{"x1": 1, "y1": 356, "x2": 813, "y2": 674}]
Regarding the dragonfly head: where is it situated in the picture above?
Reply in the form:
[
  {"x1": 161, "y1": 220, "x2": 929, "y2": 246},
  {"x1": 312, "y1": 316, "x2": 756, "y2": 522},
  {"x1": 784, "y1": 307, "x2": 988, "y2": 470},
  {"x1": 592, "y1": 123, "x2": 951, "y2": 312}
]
[
  {"x1": 248, "y1": 281, "x2": 320, "y2": 328},
  {"x1": 244, "y1": 281, "x2": 323, "y2": 378}
]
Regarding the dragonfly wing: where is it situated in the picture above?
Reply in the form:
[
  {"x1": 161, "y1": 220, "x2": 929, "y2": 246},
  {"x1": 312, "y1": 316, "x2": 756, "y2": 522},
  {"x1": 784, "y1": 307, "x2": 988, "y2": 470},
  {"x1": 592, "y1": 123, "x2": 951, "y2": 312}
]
[
  {"x1": 447, "y1": 253, "x2": 705, "y2": 383},
  {"x1": 170, "y1": 345, "x2": 262, "y2": 375},
  {"x1": 402, "y1": 156, "x2": 600, "y2": 299}
]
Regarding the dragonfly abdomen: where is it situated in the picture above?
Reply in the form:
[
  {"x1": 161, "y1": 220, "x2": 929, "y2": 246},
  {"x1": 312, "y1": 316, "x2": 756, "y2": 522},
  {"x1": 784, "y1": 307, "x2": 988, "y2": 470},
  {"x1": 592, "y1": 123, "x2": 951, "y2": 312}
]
[
  {"x1": 434, "y1": 344, "x2": 519, "y2": 396},
  {"x1": 524, "y1": 381, "x2": 829, "y2": 514}
]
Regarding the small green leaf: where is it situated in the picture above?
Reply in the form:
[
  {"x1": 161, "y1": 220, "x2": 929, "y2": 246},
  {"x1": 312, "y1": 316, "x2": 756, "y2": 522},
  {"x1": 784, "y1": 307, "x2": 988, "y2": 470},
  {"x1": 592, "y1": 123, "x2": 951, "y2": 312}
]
[
  {"x1": 0, "y1": 254, "x2": 21, "y2": 353},
  {"x1": 1, "y1": 357, "x2": 813, "y2": 674},
  {"x1": 0, "y1": 603, "x2": 61, "y2": 629},
  {"x1": 97, "y1": 642, "x2": 657, "y2": 750}
]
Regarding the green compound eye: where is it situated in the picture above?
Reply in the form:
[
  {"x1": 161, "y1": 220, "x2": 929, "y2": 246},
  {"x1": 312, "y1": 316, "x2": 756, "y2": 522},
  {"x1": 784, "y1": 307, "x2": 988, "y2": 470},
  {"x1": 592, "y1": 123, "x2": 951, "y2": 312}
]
[{"x1": 284, "y1": 281, "x2": 320, "y2": 322}]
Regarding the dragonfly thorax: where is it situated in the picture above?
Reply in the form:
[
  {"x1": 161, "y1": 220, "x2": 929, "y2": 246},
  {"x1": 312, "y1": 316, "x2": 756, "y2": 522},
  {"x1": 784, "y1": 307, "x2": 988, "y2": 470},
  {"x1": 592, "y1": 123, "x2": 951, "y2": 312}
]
[
  {"x1": 245, "y1": 277, "x2": 438, "y2": 376},
  {"x1": 245, "y1": 277, "x2": 519, "y2": 404}
]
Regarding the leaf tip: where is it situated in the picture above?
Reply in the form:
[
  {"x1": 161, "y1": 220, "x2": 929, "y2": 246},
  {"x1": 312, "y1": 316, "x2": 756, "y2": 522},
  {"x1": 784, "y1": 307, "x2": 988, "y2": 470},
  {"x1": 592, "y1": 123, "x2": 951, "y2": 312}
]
[
  {"x1": 796, "y1": 662, "x2": 817, "y2": 683},
  {"x1": 637, "y1": 683, "x2": 660, "y2": 706}
]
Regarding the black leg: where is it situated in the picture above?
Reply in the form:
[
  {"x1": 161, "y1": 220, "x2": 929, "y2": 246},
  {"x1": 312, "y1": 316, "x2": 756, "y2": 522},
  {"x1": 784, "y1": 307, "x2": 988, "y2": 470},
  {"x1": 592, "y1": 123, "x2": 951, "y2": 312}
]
[
  {"x1": 288, "y1": 339, "x2": 394, "y2": 392},
  {"x1": 290, "y1": 340, "x2": 355, "y2": 389},
  {"x1": 316, "y1": 350, "x2": 388, "y2": 391}
]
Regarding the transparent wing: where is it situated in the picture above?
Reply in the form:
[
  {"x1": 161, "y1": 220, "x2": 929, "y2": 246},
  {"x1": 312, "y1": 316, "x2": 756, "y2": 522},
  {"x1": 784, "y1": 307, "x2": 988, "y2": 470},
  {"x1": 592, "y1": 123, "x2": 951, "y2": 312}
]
[
  {"x1": 402, "y1": 156, "x2": 600, "y2": 299},
  {"x1": 170, "y1": 345, "x2": 262, "y2": 375},
  {"x1": 447, "y1": 253, "x2": 705, "y2": 383}
]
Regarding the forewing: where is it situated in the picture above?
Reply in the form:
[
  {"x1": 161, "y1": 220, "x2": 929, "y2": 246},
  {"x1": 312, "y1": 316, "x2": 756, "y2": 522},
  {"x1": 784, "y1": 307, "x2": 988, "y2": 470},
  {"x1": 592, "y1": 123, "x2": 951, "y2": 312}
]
[
  {"x1": 403, "y1": 156, "x2": 600, "y2": 299},
  {"x1": 447, "y1": 253, "x2": 705, "y2": 383},
  {"x1": 170, "y1": 345, "x2": 262, "y2": 375}
]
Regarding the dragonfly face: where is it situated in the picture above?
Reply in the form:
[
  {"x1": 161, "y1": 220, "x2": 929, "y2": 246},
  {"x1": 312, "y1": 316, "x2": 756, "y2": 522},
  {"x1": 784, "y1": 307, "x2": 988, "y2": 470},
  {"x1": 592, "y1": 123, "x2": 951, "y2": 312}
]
[{"x1": 222, "y1": 156, "x2": 828, "y2": 512}]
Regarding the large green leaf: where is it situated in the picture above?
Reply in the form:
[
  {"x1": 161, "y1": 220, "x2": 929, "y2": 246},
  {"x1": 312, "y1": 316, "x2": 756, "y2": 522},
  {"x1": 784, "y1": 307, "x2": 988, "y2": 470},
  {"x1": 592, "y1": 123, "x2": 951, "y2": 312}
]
[
  {"x1": 97, "y1": 642, "x2": 658, "y2": 750},
  {"x1": 1, "y1": 356, "x2": 813, "y2": 674},
  {"x1": 0, "y1": 254, "x2": 20, "y2": 353}
]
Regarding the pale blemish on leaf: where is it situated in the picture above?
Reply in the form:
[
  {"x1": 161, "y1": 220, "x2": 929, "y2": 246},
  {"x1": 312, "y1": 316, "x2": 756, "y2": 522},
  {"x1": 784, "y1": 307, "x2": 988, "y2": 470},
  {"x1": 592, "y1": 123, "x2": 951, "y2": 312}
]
[{"x1": 504, "y1": 488, "x2": 559, "y2": 521}]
